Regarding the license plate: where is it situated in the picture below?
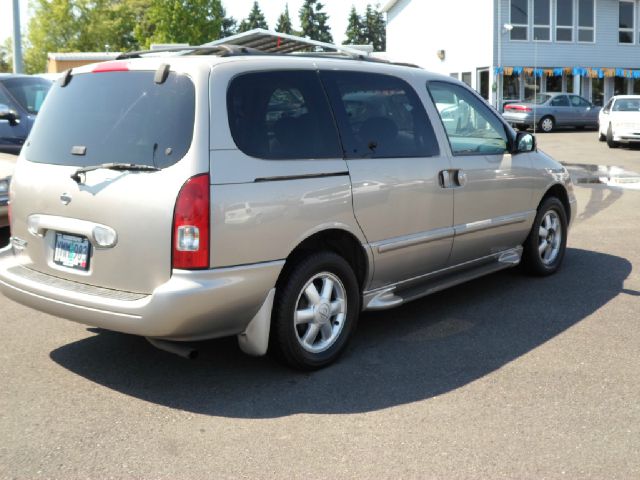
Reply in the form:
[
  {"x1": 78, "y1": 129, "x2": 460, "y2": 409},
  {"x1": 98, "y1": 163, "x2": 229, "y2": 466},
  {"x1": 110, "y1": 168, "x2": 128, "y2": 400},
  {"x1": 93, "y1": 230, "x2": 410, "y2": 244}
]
[{"x1": 53, "y1": 233, "x2": 91, "y2": 271}]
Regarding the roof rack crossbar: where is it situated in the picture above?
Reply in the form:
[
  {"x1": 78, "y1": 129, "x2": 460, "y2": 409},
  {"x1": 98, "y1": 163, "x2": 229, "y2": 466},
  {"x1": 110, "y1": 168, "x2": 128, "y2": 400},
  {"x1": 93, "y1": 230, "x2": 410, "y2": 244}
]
[{"x1": 115, "y1": 44, "x2": 266, "y2": 60}]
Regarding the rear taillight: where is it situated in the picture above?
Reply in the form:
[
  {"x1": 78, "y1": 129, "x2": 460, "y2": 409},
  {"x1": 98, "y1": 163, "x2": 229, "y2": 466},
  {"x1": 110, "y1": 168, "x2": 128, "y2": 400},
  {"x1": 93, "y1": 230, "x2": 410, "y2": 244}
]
[
  {"x1": 505, "y1": 104, "x2": 532, "y2": 112},
  {"x1": 172, "y1": 174, "x2": 210, "y2": 270}
]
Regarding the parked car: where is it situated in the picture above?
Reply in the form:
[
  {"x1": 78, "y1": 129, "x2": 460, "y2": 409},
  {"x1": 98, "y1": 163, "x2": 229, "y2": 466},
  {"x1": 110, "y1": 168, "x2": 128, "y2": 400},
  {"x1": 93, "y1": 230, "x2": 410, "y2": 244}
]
[
  {"x1": 502, "y1": 92, "x2": 600, "y2": 132},
  {"x1": 0, "y1": 50, "x2": 576, "y2": 370},
  {"x1": 0, "y1": 152, "x2": 17, "y2": 228},
  {"x1": 0, "y1": 74, "x2": 52, "y2": 154},
  {"x1": 598, "y1": 95, "x2": 640, "y2": 148}
]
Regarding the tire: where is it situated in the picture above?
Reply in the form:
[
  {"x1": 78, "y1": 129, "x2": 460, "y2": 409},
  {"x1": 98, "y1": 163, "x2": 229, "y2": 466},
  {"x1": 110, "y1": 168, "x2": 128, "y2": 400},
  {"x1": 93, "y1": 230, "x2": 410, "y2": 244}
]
[
  {"x1": 598, "y1": 130, "x2": 606, "y2": 142},
  {"x1": 270, "y1": 252, "x2": 360, "y2": 370},
  {"x1": 521, "y1": 197, "x2": 568, "y2": 276},
  {"x1": 606, "y1": 124, "x2": 619, "y2": 148},
  {"x1": 539, "y1": 116, "x2": 554, "y2": 133},
  {"x1": 516, "y1": 124, "x2": 529, "y2": 131}
]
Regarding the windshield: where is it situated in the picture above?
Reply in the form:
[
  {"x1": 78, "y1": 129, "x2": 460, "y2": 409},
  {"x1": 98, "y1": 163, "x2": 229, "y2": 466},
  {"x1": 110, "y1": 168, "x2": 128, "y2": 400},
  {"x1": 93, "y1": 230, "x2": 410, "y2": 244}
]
[
  {"x1": 2, "y1": 77, "x2": 51, "y2": 114},
  {"x1": 613, "y1": 99, "x2": 640, "y2": 112},
  {"x1": 24, "y1": 71, "x2": 195, "y2": 169}
]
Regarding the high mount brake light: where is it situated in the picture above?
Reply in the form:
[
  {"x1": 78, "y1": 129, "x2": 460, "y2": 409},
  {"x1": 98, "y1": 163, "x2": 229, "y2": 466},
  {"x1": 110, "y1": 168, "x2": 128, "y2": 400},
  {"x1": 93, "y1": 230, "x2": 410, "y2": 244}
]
[
  {"x1": 92, "y1": 61, "x2": 130, "y2": 73},
  {"x1": 172, "y1": 174, "x2": 210, "y2": 270}
]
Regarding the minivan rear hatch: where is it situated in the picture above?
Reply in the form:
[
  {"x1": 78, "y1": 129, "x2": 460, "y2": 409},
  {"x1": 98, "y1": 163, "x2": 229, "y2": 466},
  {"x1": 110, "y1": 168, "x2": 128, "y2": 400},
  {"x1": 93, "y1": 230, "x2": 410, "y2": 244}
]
[{"x1": 10, "y1": 65, "x2": 205, "y2": 294}]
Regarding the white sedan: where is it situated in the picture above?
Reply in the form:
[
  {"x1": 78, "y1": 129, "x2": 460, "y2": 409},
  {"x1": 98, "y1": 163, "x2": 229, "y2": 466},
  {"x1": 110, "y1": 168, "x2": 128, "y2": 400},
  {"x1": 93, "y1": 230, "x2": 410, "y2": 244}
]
[{"x1": 598, "y1": 95, "x2": 640, "y2": 148}]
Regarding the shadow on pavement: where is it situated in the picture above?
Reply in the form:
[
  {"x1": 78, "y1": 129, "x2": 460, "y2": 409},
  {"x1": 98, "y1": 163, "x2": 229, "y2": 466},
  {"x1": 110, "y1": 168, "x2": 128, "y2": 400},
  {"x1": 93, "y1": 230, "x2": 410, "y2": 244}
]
[{"x1": 50, "y1": 248, "x2": 630, "y2": 418}]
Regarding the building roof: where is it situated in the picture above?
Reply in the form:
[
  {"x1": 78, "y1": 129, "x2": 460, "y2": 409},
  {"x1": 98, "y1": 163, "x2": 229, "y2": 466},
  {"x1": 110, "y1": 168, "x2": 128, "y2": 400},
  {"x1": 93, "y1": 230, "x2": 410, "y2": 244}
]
[
  {"x1": 47, "y1": 52, "x2": 121, "y2": 61},
  {"x1": 203, "y1": 28, "x2": 369, "y2": 56}
]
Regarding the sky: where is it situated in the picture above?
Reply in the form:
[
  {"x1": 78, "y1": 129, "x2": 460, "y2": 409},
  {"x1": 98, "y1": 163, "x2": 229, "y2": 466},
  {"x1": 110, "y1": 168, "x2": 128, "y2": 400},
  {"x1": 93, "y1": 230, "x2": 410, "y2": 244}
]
[{"x1": 0, "y1": 0, "x2": 381, "y2": 46}]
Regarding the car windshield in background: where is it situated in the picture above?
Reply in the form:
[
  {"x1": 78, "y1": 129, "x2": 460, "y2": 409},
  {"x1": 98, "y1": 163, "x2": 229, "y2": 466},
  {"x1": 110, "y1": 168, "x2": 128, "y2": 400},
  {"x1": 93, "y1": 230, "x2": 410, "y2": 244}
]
[
  {"x1": 23, "y1": 71, "x2": 195, "y2": 169},
  {"x1": 2, "y1": 77, "x2": 51, "y2": 114},
  {"x1": 613, "y1": 99, "x2": 640, "y2": 111}
]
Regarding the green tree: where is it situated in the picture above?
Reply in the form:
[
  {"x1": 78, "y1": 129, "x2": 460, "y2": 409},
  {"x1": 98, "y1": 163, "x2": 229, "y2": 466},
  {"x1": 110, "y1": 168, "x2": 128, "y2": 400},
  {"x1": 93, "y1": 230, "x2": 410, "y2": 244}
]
[
  {"x1": 362, "y1": 4, "x2": 386, "y2": 51},
  {"x1": 0, "y1": 38, "x2": 12, "y2": 73},
  {"x1": 275, "y1": 4, "x2": 294, "y2": 34},
  {"x1": 143, "y1": 0, "x2": 225, "y2": 47},
  {"x1": 220, "y1": 6, "x2": 238, "y2": 38},
  {"x1": 299, "y1": 0, "x2": 333, "y2": 43},
  {"x1": 238, "y1": 1, "x2": 269, "y2": 33},
  {"x1": 343, "y1": 6, "x2": 364, "y2": 45}
]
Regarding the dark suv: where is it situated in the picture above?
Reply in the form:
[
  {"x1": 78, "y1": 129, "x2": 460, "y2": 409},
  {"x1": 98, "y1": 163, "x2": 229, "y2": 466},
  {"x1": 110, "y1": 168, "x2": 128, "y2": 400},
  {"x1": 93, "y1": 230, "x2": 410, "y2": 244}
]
[{"x1": 0, "y1": 74, "x2": 52, "y2": 154}]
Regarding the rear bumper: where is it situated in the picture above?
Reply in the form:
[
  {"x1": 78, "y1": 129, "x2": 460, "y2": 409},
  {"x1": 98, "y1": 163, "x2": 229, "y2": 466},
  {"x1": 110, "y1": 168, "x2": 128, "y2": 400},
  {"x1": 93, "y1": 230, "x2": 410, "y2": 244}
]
[
  {"x1": 0, "y1": 245, "x2": 284, "y2": 341},
  {"x1": 502, "y1": 111, "x2": 535, "y2": 125}
]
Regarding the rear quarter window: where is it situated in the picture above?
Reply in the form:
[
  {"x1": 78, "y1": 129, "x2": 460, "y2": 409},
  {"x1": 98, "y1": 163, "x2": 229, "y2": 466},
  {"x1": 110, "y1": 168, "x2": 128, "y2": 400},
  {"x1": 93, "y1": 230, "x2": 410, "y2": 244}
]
[{"x1": 24, "y1": 71, "x2": 195, "y2": 169}]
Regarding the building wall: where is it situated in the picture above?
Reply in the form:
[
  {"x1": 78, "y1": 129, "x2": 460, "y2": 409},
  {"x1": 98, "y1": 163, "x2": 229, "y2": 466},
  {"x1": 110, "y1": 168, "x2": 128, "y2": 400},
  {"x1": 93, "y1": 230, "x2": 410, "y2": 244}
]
[
  {"x1": 385, "y1": 0, "x2": 494, "y2": 92},
  {"x1": 495, "y1": 0, "x2": 640, "y2": 68}
]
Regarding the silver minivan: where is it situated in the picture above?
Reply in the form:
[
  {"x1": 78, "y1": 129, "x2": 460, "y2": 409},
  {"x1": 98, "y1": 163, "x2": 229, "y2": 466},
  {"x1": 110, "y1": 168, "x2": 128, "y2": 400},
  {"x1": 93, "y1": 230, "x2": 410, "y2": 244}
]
[{"x1": 0, "y1": 48, "x2": 576, "y2": 369}]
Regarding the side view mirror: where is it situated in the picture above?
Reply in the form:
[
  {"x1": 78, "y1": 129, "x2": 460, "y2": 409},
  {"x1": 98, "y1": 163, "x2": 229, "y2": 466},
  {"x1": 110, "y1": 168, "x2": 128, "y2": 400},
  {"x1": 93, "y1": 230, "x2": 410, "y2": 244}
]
[
  {"x1": 0, "y1": 104, "x2": 19, "y2": 126},
  {"x1": 513, "y1": 131, "x2": 536, "y2": 154}
]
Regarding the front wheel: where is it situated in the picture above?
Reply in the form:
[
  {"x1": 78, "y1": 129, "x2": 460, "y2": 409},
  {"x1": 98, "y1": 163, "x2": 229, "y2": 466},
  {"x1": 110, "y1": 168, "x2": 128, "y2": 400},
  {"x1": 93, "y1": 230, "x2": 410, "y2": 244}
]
[
  {"x1": 521, "y1": 197, "x2": 568, "y2": 276},
  {"x1": 606, "y1": 124, "x2": 619, "y2": 148},
  {"x1": 270, "y1": 252, "x2": 360, "y2": 370},
  {"x1": 539, "y1": 116, "x2": 555, "y2": 133}
]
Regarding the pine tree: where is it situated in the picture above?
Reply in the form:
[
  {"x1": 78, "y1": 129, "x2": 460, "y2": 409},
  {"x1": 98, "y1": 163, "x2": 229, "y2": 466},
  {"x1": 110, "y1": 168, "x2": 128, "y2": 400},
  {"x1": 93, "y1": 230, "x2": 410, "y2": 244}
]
[
  {"x1": 362, "y1": 4, "x2": 386, "y2": 52},
  {"x1": 343, "y1": 6, "x2": 364, "y2": 45},
  {"x1": 299, "y1": 0, "x2": 333, "y2": 43},
  {"x1": 220, "y1": 6, "x2": 237, "y2": 38},
  {"x1": 275, "y1": 4, "x2": 293, "y2": 34},
  {"x1": 238, "y1": 1, "x2": 269, "y2": 33}
]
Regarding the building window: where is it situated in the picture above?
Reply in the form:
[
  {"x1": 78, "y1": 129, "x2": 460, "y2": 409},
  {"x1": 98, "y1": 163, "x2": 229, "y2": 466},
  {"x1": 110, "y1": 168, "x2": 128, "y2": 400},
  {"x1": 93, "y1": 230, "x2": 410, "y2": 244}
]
[
  {"x1": 619, "y1": 0, "x2": 635, "y2": 44},
  {"x1": 461, "y1": 72, "x2": 472, "y2": 86},
  {"x1": 503, "y1": 75, "x2": 520, "y2": 100},
  {"x1": 565, "y1": 73, "x2": 575, "y2": 93},
  {"x1": 633, "y1": 79, "x2": 640, "y2": 94},
  {"x1": 577, "y1": 0, "x2": 595, "y2": 42},
  {"x1": 556, "y1": 0, "x2": 574, "y2": 42},
  {"x1": 510, "y1": 0, "x2": 529, "y2": 40},
  {"x1": 591, "y1": 78, "x2": 604, "y2": 106},
  {"x1": 524, "y1": 74, "x2": 540, "y2": 100},
  {"x1": 450, "y1": 73, "x2": 459, "y2": 80},
  {"x1": 614, "y1": 77, "x2": 626, "y2": 96},
  {"x1": 533, "y1": 0, "x2": 551, "y2": 40},
  {"x1": 546, "y1": 75, "x2": 562, "y2": 92}
]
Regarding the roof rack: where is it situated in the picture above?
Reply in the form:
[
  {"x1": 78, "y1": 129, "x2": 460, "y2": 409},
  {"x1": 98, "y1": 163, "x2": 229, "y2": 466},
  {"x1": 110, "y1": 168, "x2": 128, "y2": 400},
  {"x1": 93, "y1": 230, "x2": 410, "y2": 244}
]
[
  {"x1": 116, "y1": 44, "x2": 265, "y2": 60},
  {"x1": 115, "y1": 29, "x2": 421, "y2": 69}
]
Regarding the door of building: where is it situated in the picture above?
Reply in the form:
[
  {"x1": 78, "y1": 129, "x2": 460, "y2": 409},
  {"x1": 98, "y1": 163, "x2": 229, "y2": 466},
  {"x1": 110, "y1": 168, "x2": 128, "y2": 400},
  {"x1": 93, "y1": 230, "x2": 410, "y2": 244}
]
[{"x1": 476, "y1": 68, "x2": 490, "y2": 101}]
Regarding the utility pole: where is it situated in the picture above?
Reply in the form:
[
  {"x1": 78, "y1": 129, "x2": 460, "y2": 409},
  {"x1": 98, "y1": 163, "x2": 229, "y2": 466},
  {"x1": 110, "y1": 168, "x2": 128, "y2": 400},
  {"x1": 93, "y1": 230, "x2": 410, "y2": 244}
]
[{"x1": 12, "y1": 0, "x2": 24, "y2": 74}]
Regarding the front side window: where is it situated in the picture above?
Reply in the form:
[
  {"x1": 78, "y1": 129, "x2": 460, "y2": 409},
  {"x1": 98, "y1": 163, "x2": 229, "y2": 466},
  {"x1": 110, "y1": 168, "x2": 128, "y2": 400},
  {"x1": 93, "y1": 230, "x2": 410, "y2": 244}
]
[
  {"x1": 227, "y1": 71, "x2": 341, "y2": 160},
  {"x1": 428, "y1": 82, "x2": 508, "y2": 156},
  {"x1": 619, "y1": 0, "x2": 635, "y2": 43},
  {"x1": 556, "y1": 0, "x2": 574, "y2": 41},
  {"x1": 578, "y1": 0, "x2": 595, "y2": 42},
  {"x1": 603, "y1": 98, "x2": 614, "y2": 114},
  {"x1": 321, "y1": 71, "x2": 439, "y2": 159},
  {"x1": 510, "y1": 0, "x2": 529, "y2": 40},
  {"x1": 533, "y1": 0, "x2": 551, "y2": 40},
  {"x1": 25, "y1": 71, "x2": 194, "y2": 168}
]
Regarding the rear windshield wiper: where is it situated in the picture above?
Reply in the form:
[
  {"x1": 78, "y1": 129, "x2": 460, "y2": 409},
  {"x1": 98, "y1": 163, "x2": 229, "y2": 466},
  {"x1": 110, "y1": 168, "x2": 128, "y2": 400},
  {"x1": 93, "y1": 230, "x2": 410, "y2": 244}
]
[{"x1": 71, "y1": 163, "x2": 160, "y2": 183}]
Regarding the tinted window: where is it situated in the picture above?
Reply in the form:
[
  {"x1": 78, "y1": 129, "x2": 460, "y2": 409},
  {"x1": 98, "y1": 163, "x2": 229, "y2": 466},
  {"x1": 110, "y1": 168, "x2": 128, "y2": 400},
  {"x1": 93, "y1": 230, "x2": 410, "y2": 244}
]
[
  {"x1": 550, "y1": 95, "x2": 570, "y2": 107},
  {"x1": 227, "y1": 70, "x2": 341, "y2": 160},
  {"x1": 428, "y1": 81, "x2": 508, "y2": 156},
  {"x1": 320, "y1": 71, "x2": 439, "y2": 159},
  {"x1": 570, "y1": 95, "x2": 591, "y2": 107},
  {"x1": 25, "y1": 71, "x2": 194, "y2": 168},
  {"x1": 2, "y1": 77, "x2": 51, "y2": 114}
]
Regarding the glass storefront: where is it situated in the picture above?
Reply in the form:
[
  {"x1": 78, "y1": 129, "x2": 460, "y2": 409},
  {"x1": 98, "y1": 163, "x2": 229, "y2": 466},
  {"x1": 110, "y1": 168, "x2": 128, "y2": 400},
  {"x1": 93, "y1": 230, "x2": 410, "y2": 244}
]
[
  {"x1": 634, "y1": 79, "x2": 640, "y2": 95},
  {"x1": 614, "y1": 77, "x2": 626, "y2": 96},
  {"x1": 546, "y1": 75, "x2": 562, "y2": 92},
  {"x1": 503, "y1": 75, "x2": 520, "y2": 100},
  {"x1": 591, "y1": 78, "x2": 604, "y2": 106},
  {"x1": 524, "y1": 75, "x2": 540, "y2": 100}
]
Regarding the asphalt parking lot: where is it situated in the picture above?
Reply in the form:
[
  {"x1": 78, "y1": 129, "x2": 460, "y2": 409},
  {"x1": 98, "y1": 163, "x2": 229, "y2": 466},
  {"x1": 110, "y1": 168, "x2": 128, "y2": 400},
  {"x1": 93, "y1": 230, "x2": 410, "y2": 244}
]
[{"x1": 0, "y1": 131, "x2": 638, "y2": 479}]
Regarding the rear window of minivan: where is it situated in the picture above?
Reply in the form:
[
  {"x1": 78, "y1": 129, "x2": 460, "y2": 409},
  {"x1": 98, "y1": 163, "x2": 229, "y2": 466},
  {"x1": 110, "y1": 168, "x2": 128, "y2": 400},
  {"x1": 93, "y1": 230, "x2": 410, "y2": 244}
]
[{"x1": 24, "y1": 71, "x2": 195, "y2": 169}]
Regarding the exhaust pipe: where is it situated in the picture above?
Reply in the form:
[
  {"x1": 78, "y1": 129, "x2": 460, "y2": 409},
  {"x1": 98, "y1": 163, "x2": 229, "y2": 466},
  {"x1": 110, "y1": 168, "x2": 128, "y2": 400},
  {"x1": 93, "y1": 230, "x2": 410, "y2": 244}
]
[{"x1": 146, "y1": 338, "x2": 198, "y2": 360}]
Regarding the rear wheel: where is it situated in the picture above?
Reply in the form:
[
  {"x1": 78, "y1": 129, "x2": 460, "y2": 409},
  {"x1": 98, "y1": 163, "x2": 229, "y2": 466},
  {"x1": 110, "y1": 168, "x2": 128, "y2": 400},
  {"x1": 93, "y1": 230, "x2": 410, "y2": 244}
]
[
  {"x1": 522, "y1": 197, "x2": 568, "y2": 276},
  {"x1": 539, "y1": 116, "x2": 555, "y2": 133},
  {"x1": 270, "y1": 252, "x2": 360, "y2": 370},
  {"x1": 606, "y1": 124, "x2": 619, "y2": 148}
]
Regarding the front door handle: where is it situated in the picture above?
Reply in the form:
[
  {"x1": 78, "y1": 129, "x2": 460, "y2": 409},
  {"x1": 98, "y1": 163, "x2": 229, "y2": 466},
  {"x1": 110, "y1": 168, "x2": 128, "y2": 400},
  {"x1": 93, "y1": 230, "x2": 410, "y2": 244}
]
[{"x1": 439, "y1": 169, "x2": 466, "y2": 188}]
